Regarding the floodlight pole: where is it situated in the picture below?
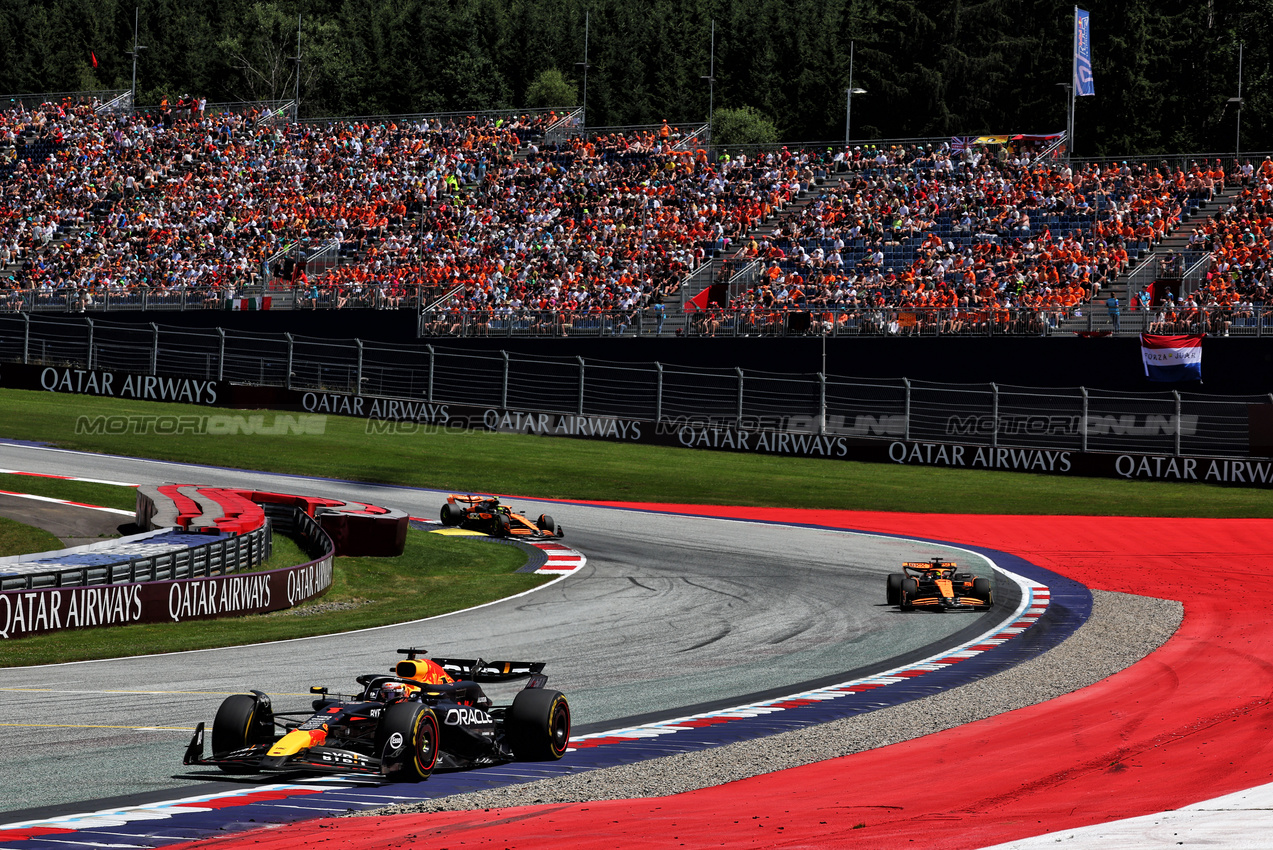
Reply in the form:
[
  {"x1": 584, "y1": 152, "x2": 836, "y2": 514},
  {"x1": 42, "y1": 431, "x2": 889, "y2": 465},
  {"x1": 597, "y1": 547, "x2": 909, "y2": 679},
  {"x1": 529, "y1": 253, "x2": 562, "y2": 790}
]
[
  {"x1": 1057, "y1": 82, "x2": 1074, "y2": 162},
  {"x1": 293, "y1": 14, "x2": 302, "y2": 115},
  {"x1": 1237, "y1": 41, "x2": 1244, "y2": 160},
  {"x1": 575, "y1": 11, "x2": 591, "y2": 131},
  {"x1": 127, "y1": 7, "x2": 147, "y2": 107},
  {"x1": 845, "y1": 41, "x2": 866, "y2": 146},
  {"x1": 702, "y1": 20, "x2": 715, "y2": 144},
  {"x1": 846, "y1": 40, "x2": 854, "y2": 145}
]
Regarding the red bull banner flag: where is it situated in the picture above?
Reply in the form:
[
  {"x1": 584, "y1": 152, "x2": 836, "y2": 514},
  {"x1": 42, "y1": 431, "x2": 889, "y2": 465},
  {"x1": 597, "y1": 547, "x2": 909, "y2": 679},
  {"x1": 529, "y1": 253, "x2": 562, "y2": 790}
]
[
  {"x1": 1141, "y1": 334, "x2": 1202, "y2": 382},
  {"x1": 1074, "y1": 8, "x2": 1094, "y2": 96}
]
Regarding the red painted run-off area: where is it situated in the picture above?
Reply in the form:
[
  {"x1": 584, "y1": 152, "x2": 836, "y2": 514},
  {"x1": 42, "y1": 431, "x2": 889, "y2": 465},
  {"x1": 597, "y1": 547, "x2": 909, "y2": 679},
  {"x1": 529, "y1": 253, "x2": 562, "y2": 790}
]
[{"x1": 173, "y1": 507, "x2": 1273, "y2": 850}]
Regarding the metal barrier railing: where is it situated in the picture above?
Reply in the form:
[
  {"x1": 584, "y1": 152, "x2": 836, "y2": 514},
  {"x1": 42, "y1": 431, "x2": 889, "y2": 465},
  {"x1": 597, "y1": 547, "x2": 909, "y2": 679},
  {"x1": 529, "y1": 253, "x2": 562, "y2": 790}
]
[
  {"x1": 0, "y1": 520, "x2": 272, "y2": 592},
  {"x1": 95, "y1": 91, "x2": 133, "y2": 114},
  {"x1": 0, "y1": 313, "x2": 1267, "y2": 460},
  {"x1": 0, "y1": 89, "x2": 128, "y2": 110}
]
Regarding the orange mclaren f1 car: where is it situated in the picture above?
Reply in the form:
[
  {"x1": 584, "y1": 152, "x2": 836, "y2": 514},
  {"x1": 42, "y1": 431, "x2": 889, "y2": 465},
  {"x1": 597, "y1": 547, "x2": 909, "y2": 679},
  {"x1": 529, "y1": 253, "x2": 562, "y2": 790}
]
[
  {"x1": 885, "y1": 557, "x2": 993, "y2": 612},
  {"x1": 439, "y1": 494, "x2": 564, "y2": 539}
]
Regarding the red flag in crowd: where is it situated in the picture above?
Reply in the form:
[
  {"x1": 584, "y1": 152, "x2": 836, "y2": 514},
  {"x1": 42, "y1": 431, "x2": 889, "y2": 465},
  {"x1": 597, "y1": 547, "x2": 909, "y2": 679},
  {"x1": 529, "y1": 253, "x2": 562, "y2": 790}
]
[
  {"x1": 686, "y1": 286, "x2": 711, "y2": 312},
  {"x1": 90, "y1": 52, "x2": 98, "y2": 68}
]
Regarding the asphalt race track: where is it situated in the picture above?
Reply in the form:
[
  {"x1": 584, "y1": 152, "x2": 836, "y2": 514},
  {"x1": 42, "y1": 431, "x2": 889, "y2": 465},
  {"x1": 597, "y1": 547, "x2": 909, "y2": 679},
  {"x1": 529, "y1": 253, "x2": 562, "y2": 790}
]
[
  {"x1": 169, "y1": 510, "x2": 1273, "y2": 850},
  {"x1": 0, "y1": 443, "x2": 1009, "y2": 819}
]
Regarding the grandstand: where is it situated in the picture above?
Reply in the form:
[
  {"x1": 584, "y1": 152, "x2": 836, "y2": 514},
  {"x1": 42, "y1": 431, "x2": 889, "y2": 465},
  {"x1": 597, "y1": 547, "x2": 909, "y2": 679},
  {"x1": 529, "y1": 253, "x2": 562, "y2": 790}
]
[{"x1": 0, "y1": 89, "x2": 1267, "y2": 339}]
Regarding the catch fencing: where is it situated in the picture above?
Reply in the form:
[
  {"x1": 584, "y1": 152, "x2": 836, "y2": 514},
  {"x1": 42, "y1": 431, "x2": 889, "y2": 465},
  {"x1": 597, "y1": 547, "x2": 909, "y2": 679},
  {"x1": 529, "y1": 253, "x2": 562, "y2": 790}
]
[{"x1": 0, "y1": 313, "x2": 1265, "y2": 459}]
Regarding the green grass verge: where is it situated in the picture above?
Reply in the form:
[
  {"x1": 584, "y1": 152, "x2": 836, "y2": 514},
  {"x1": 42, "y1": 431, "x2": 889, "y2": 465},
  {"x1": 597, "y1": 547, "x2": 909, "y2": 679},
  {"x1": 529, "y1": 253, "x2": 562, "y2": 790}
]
[
  {"x1": 0, "y1": 472, "x2": 138, "y2": 512},
  {"x1": 0, "y1": 529, "x2": 537, "y2": 667},
  {"x1": 258, "y1": 531, "x2": 309, "y2": 571},
  {"x1": 0, "y1": 516, "x2": 63, "y2": 557},
  {"x1": 0, "y1": 387, "x2": 1269, "y2": 516}
]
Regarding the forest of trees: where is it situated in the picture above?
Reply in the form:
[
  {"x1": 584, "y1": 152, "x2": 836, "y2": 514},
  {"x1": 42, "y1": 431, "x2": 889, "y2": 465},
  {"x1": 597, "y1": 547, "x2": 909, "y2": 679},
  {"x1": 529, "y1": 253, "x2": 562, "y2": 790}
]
[{"x1": 0, "y1": 0, "x2": 1268, "y2": 156}]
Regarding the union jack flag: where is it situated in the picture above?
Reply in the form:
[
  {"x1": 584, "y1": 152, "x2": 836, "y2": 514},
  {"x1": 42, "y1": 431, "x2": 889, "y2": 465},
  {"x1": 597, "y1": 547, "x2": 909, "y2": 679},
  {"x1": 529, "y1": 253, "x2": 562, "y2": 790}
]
[{"x1": 950, "y1": 136, "x2": 974, "y2": 152}]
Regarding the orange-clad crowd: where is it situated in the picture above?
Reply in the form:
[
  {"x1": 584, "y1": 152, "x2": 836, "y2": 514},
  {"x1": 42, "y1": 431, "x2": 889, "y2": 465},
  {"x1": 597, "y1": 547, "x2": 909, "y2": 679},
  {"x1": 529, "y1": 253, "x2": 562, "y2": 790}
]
[
  {"x1": 712, "y1": 147, "x2": 1229, "y2": 336},
  {"x1": 1, "y1": 96, "x2": 1262, "y2": 334}
]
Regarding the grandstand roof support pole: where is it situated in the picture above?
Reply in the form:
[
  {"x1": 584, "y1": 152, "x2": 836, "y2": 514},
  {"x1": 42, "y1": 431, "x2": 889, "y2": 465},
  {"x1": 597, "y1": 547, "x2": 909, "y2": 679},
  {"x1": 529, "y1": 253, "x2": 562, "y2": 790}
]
[
  {"x1": 86, "y1": 319, "x2": 94, "y2": 372},
  {"x1": 217, "y1": 328, "x2": 225, "y2": 382},
  {"x1": 150, "y1": 323, "x2": 159, "y2": 376},
  {"x1": 21, "y1": 313, "x2": 29, "y2": 365},
  {"x1": 736, "y1": 367, "x2": 744, "y2": 430},
  {"x1": 577, "y1": 356, "x2": 585, "y2": 415}
]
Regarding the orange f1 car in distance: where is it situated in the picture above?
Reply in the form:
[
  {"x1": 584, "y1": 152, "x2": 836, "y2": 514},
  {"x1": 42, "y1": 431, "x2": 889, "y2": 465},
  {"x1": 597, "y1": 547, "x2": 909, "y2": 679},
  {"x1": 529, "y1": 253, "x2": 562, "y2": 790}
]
[
  {"x1": 439, "y1": 494, "x2": 564, "y2": 539},
  {"x1": 885, "y1": 557, "x2": 993, "y2": 612}
]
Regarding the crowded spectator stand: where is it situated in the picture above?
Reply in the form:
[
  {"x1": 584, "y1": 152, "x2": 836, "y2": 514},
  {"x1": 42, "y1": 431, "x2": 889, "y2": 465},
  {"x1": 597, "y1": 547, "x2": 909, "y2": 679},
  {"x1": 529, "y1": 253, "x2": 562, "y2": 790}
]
[{"x1": 0, "y1": 94, "x2": 1268, "y2": 338}]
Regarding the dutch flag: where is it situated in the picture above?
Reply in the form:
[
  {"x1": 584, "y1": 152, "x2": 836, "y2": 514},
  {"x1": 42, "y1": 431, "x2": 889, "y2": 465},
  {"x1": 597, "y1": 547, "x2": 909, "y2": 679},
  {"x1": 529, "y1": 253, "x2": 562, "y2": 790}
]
[{"x1": 1141, "y1": 334, "x2": 1202, "y2": 382}]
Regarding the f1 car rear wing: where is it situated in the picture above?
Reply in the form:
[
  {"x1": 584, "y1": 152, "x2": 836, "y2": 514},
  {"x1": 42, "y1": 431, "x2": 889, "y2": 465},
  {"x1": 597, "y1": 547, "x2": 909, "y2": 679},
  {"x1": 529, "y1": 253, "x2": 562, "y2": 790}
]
[
  {"x1": 397, "y1": 648, "x2": 547, "y2": 684},
  {"x1": 434, "y1": 658, "x2": 546, "y2": 683}
]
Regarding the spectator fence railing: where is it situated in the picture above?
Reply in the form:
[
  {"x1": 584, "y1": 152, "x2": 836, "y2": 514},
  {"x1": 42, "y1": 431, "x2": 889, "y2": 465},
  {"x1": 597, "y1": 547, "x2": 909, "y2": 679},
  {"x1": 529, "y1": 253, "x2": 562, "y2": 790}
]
[
  {"x1": 0, "y1": 312, "x2": 1265, "y2": 460},
  {"x1": 295, "y1": 106, "x2": 564, "y2": 131},
  {"x1": 1, "y1": 293, "x2": 1261, "y2": 338},
  {"x1": 679, "y1": 260, "x2": 717, "y2": 309},
  {"x1": 95, "y1": 91, "x2": 133, "y2": 114},
  {"x1": 671, "y1": 124, "x2": 710, "y2": 151},
  {"x1": 0, "y1": 89, "x2": 128, "y2": 110},
  {"x1": 544, "y1": 108, "x2": 583, "y2": 145}
]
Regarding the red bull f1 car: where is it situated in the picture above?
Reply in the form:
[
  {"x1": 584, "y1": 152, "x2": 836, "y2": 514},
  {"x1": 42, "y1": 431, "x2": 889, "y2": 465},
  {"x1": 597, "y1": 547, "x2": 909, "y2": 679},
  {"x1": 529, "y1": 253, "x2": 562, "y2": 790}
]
[
  {"x1": 182, "y1": 648, "x2": 570, "y2": 781},
  {"x1": 885, "y1": 558, "x2": 993, "y2": 612},
  {"x1": 439, "y1": 494, "x2": 564, "y2": 539}
]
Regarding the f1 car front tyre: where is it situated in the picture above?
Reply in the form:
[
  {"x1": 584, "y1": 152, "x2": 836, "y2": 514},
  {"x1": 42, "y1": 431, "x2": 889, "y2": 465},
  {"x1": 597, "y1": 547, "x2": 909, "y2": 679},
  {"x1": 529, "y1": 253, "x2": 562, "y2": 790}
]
[
  {"x1": 375, "y1": 702, "x2": 439, "y2": 781},
  {"x1": 900, "y1": 578, "x2": 918, "y2": 611},
  {"x1": 973, "y1": 576, "x2": 992, "y2": 604},
  {"x1": 886, "y1": 573, "x2": 903, "y2": 605},
  {"x1": 537, "y1": 514, "x2": 557, "y2": 535},
  {"x1": 507, "y1": 688, "x2": 571, "y2": 761},
  {"x1": 211, "y1": 693, "x2": 273, "y2": 772},
  {"x1": 494, "y1": 513, "x2": 512, "y2": 537}
]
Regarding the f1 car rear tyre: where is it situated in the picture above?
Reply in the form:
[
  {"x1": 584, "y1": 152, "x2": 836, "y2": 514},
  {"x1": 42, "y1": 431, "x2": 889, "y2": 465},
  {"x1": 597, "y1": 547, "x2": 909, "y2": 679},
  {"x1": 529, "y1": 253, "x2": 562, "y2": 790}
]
[
  {"x1": 507, "y1": 688, "x2": 571, "y2": 761},
  {"x1": 900, "y1": 578, "x2": 918, "y2": 611},
  {"x1": 211, "y1": 693, "x2": 273, "y2": 772},
  {"x1": 375, "y1": 702, "x2": 439, "y2": 782},
  {"x1": 973, "y1": 576, "x2": 992, "y2": 603},
  {"x1": 440, "y1": 503, "x2": 461, "y2": 526},
  {"x1": 886, "y1": 573, "x2": 903, "y2": 605},
  {"x1": 537, "y1": 514, "x2": 557, "y2": 534}
]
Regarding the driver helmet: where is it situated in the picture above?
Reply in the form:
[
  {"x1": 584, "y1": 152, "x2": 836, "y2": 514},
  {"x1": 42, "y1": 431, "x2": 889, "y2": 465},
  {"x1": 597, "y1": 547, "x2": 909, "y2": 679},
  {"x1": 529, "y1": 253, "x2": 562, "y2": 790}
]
[{"x1": 380, "y1": 681, "x2": 408, "y2": 703}]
